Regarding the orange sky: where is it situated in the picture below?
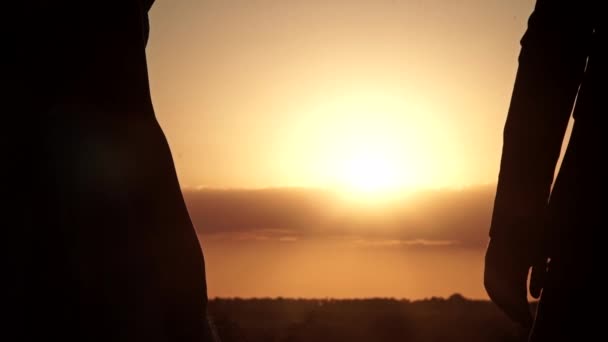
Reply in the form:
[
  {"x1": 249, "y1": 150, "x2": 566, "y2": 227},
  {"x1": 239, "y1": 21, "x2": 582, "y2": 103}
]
[
  {"x1": 185, "y1": 186, "x2": 495, "y2": 299},
  {"x1": 144, "y1": 0, "x2": 572, "y2": 299},
  {"x1": 145, "y1": 0, "x2": 555, "y2": 191}
]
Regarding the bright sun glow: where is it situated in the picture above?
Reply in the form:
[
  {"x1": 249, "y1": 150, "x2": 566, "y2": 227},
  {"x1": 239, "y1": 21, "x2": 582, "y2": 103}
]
[
  {"x1": 312, "y1": 92, "x2": 425, "y2": 197},
  {"x1": 341, "y1": 149, "x2": 399, "y2": 193},
  {"x1": 282, "y1": 89, "x2": 462, "y2": 198}
]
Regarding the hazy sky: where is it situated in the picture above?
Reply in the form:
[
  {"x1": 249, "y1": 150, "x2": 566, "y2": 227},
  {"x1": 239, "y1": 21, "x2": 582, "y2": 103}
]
[
  {"x1": 143, "y1": 1, "x2": 576, "y2": 299},
  {"x1": 187, "y1": 185, "x2": 495, "y2": 299},
  {"x1": 146, "y1": 0, "x2": 543, "y2": 191}
]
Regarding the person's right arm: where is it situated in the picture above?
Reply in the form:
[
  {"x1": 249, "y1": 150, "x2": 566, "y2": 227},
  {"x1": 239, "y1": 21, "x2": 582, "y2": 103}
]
[
  {"x1": 490, "y1": 0, "x2": 593, "y2": 245},
  {"x1": 485, "y1": 0, "x2": 593, "y2": 328}
]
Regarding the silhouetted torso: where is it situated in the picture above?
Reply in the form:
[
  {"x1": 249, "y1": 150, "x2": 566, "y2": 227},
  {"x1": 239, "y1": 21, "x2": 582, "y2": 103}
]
[
  {"x1": 9, "y1": 1, "x2": 211, "y2": 341},
  {"x1": 490, "y1": 1, "x2": 605, "y2": 340},
  {"x1": 545, "y1": 6, "x2": 604, "y2": 245}
]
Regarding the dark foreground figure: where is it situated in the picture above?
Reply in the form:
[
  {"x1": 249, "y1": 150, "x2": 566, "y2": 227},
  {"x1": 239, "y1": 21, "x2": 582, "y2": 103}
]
[
  {"x1": 485, "y1": 1, "x2": 604, "y2": 341},
  {"x1": 8, "y1": 1, "x2": 216, "y2": 341}
]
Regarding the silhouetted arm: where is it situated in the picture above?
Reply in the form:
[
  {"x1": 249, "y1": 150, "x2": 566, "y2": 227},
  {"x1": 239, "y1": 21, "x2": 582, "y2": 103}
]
[
  {"x1": 142, "y1": 0, "x2": 155, "y2": 12},
  {"x1": 490, "y1": 0, "x2": 594, "y2": 243},
  {"x1": 142, "y1": 0, "x2": 155, "y2": 45}
]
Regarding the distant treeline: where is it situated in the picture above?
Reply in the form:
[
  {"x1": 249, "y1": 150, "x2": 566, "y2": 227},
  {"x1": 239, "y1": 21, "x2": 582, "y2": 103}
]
[{"x1": 208, "y1": 294, "x2": 533, "y2": 342}]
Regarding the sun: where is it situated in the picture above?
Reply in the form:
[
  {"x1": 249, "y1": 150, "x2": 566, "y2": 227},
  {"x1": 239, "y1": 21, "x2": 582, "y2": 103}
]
[
  {"x1": 339, "y1": 148, "x2": 400, "y2": 194},
  {"x1": 285, "y1": 90, "x2": 445, "y2": 196}
]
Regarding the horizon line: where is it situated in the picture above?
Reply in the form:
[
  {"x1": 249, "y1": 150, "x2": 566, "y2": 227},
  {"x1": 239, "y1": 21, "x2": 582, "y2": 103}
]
[
  {"x1": 181, "y1": 183, "x2": 498, "y2": 192},
  {"x1": 207, "y1": 295, "x2": 498, "y2": 302}
]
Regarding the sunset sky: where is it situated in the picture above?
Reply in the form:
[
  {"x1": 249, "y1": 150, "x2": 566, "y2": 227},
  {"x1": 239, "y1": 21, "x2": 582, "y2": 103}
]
[{"x1": 144, "y1": 0, "x2": 571, "y2": 299}]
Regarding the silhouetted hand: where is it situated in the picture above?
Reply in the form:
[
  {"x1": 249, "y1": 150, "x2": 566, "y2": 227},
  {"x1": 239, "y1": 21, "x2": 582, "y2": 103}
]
[{"x1": 484, "y1": 236, "x2": 547, "y2": 331}]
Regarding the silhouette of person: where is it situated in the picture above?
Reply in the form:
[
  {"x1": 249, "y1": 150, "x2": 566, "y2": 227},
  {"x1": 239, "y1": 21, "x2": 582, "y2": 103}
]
[
  {"x1": 8, "y1": 1, "x2": 218, "y2": 341},
  {"x1": 484, "y1": 1, "x2": 603, "y2": 341}
]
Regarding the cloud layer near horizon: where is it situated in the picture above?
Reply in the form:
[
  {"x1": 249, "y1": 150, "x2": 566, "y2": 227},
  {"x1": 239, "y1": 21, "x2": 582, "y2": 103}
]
[{"x1": 183, "y1": 185, "x2": 496, "y2": 248}]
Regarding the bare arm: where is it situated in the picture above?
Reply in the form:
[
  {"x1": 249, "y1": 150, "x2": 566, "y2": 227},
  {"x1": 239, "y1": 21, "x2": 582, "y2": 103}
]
[
  {"x1": 484, "y1": 0, "x2": 595, "y2": 328},
  {"x1": 490, "y1": 0, "x2": 594, "y2": 243}
]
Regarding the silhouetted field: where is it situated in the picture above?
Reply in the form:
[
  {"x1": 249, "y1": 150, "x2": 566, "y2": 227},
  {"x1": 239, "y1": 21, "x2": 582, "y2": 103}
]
[{"x1": 209, "y1": 294, "x2": 534, "y2": 342}]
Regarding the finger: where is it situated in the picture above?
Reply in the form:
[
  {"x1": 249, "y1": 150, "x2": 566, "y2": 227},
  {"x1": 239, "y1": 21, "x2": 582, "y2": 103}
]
[{"x1": 529, "y1": 261, "x2": 546, "y2": 299}]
